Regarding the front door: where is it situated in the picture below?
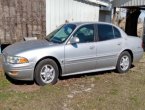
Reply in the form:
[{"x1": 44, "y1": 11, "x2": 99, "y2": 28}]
[{"x1": 64, "y1": 24, "x2": 97, "y2": 75}]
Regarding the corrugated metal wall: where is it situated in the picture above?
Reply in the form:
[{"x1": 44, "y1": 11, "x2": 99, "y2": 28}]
[
  {"x1": 113, "y1": 0, "x2": 145, "y2": 7},
  {"x1": 99, "y1": 11, "x2": 111, "y2": 23},
  {"x1": 46, "y1": 0, "x2": 99, "y2": 34}
]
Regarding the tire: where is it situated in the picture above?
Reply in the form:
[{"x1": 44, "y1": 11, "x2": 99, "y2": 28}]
[
  {"x1": 116, "y1": 51, "x2": 132, "y2": 73},
  {"x1": 34, "y1": 59, "x2": 59, "y2": 86}
]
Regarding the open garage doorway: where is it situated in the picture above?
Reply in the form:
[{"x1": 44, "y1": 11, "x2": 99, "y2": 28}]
[
  {"x1": 125, "y1": 8, "x2": 141, "y2": 36},
  {"x1": 112, "y1": 0, "x2": 145, "y2": 36},
  {"x1": 114, "y1": 8, "x2": 144, "y2": 37}
]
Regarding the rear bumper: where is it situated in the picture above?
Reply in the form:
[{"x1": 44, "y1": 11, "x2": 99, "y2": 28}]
[
  {"x1": 2, "y1": 62, "x2": 35, "y2": 81},
  {"x1": 133, "y1": 50, "x2": 144, "y2": 63}
]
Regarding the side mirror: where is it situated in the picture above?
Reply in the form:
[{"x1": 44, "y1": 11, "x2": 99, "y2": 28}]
[{"x1": 69, "y1": 37, "x2": 80, "y2": 44}]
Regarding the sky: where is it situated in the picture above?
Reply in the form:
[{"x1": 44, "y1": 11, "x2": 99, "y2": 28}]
[{"x1": 140, "y1": 11, "x2": 145, "y2": 21}]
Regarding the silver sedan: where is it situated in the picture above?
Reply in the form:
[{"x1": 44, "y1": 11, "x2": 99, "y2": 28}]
[{"x1": 2, "y1": 22, "x2": 144, "y2": 86}]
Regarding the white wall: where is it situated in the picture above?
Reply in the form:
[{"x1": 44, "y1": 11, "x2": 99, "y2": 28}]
[{"x1": 46, "y1": 0, "x2": 99, "y2": 34}]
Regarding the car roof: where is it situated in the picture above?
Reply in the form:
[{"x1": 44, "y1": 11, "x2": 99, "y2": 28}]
[{"x1": 67, "y1": 22, "x2": 115, "y2": 27}]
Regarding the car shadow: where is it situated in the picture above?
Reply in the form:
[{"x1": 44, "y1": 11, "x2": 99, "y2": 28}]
[
  {"x1": 59, "y1": 65, "x2": 135, "y2": 81},
  {"x1": 5, "y1": 71, "x2": 112, "y2": 85},
  {"x1": 131, "y1": 64, "x2": 135, "y2": 68},
  {"x1": 59, "y1": 70, "x2": 113, "y2": 81},
  {"x1": 5, "y1": 73, "x2": 35, "y2": 85}
]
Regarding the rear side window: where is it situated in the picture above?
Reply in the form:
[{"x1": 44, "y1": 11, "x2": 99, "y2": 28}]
[
  {"x1": 97, "y1": 24, "x2": 114, "y2": 41},
  {"x1": 113, "y1": 26, "x2": 121, "y2": 38}
]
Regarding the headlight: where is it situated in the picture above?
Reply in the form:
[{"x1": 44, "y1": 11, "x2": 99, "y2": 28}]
[{"x1": 7, "y1": 56, "x2": 29, "y2": 64}]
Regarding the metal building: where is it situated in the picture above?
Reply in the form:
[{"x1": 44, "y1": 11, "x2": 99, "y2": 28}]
[
  {"x1": 99, "y1": 5, "x2": 112, "y2": 23},
  {"x1": 46, "y1": 0, "x2": 110, "y2": 34},
  {"x1": 112, "y1": 0, "x2": 145, "y2": 7}
]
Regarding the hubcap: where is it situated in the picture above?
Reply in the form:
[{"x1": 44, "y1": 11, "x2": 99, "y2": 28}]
[
  {"x1": 40, "y1": 64, "x2": 55, "y2": 84},
  {"x1": 120, "y1": 55, "x2": 130, "y2": 71}
]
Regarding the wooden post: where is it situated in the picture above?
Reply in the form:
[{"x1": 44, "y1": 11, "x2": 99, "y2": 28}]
[
  {"x1": 112, "y1": 7, "x2": 116, "y2": 24},
  {"x1": 143, "y1": 18, "x2": 145, "y2": 51}
]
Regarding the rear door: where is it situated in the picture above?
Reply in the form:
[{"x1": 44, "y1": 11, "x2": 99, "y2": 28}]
[{"x1": 96, "y1": 24, "x2": 123, "y2": 69}]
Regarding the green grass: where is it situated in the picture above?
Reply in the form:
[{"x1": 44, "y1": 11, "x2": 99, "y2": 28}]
[
  {"x1": 0, "y1": 55, "x2": 145, "y2": 110},
  {"x1": 0, "y1": 79, "x2": 10, "y2": 89}
]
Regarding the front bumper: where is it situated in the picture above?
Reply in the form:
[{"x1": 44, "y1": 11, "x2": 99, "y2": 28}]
[{"x1": 2, "y1": 62, "x2": 35, "y2": 81}]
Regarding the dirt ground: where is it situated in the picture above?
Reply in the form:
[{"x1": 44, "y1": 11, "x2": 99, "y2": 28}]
[{"x1": 0, "y1": 54, "x2": 145, "y2": 110}]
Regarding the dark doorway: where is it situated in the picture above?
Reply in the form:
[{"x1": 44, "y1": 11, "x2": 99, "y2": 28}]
[
  {"x1": 125, "y1": 8, "x2": 141, "y2": 36},
  {"x1": 1, "y1": 44, "x2": 10, "y2": 52}
]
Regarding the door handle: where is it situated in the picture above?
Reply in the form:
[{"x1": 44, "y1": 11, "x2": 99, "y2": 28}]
[{"x1": 89, "y1": 45, "x2": 95, "y2": 49}]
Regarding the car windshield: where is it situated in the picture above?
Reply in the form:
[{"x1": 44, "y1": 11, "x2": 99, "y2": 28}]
[{"x1": 45, "y1": 24, "x2": 76, "y2": 43}]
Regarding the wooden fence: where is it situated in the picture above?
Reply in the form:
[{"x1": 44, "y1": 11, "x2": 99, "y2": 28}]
[{"x1": 0, "y1": 0, "x2": 45, "y2": 44}]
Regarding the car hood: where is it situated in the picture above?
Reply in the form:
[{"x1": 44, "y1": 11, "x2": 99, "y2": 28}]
[{"x1": 3, "y1": 39, "x2": 56, "y2": 55}]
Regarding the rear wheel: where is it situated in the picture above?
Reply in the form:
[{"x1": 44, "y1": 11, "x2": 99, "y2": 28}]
[
  {"x1": 116, "y1": 51, "x2": 132, "y2": 73},
  {"x1": 34, "y1": 59, "x2": 59, "y2": 86}
]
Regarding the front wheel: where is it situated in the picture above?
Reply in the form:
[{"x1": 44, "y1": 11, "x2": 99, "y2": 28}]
[
  {"x1": 116, "y1": 51, "x2": 132, "y2": 73},
  {"x1": 34, "y1": 59, "x2": 59, "y2": 86}
]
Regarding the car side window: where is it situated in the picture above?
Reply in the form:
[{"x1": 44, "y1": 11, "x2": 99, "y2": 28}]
[
  {"x1": 113, "y1": 26, "x2": 121, "y2": 38},
  {"x1": 73, "y1": 24, "x2": 94, "y2": 43},
  {"x1": 97, "y1": 24, "x2": 114, "y2": 41}
]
